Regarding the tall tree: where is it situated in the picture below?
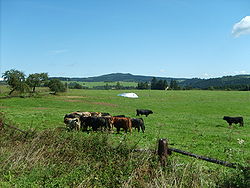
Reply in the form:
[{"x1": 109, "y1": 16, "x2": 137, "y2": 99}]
[
  {"x1": 151, "y1": 77, "x2": 157, "y2": 90},
  {"x1": 2, "y1": 69, "x2": 30, "y2": 95},
  {"x1": 151, "y1": 77, "x2": 168, "y2": 90},
  {"x1": 115, "y1": 82, "x2": 121, "y2": 89},
  {"x1": 170, "y1": 79, "x2": 179, "y2": 90},
  {"x1": 26, "y1": 73, "x2": 48, "y2": 92},
  {"x1": 137, "y1": 82, "x2": 149, "y2": 89}
]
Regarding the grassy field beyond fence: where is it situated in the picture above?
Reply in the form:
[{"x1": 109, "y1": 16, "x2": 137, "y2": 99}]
[
  {"x1": 0, "y1": 87, "x2": 250, "y2": 187},
  {"x1": 64, "y1": 81, "x2": 138, "y2": 88}
]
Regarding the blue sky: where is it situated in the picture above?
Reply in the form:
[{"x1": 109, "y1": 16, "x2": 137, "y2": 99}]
[{"x1": 1, "y1": 0, "x2": 250, "y2": 78}]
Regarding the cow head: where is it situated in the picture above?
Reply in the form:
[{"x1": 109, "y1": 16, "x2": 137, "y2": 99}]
[{"x1": 223, "y1": 116, "x2": 229, "y2": 120}]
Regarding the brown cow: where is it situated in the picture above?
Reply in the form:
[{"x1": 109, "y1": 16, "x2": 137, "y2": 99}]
[{"x1": 111, "y1": 117, "x2": 132, "y2": 133}]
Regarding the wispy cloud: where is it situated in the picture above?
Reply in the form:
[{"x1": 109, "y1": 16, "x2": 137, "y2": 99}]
[
  {"x1": 50, "y1": 49, "x2": 69, "y2": 54},
  {"x1": 232, "y1": 16, "x2": 250, "y2": 37}
]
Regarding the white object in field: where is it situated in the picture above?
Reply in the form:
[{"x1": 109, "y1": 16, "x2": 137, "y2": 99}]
[{"x1": 117, "y1": 93, "x2": 139, "y2": 98}]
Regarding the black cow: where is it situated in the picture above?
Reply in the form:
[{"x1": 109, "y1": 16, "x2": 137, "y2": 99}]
[
  {"x1": 223, "y1": 116, "x2": 244, "y2": 127},
  {"x1": 64, "y1": 113, "x2": 77, "y2": 120},
  {"x1": 80, "y1": 116, "x2": 112, "y2": 131},
  {"x1": 136, "y1": 109, "x2": 153, "y2": 117},
  {"x1": 80, "y1": 116, "x2": 92, "y2": 131},
  {"x1": 100, "y1": 112, "x2": 111, "y2": 116},
  {"x1": 131, "y1": 118, "x2": 145, "y2": 133}
]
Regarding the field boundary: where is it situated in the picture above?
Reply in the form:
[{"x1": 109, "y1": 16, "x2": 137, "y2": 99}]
[{"x1": 134, "y1": 138, "x2": 248, "y2": 170}]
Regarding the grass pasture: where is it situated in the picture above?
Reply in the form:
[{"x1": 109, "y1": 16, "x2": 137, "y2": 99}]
[
  {"x1": 0, "y1": 87, "x2": 250, "y2": 187},
  {"x1": 65, "y1": 81, "x2": 137, "y2": 88}
]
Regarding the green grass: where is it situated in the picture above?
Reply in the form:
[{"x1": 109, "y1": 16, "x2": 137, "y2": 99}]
[
  {"x1": 1, "y1": 87, "x2": 250, "y2": 187},
  {"x1": 1, "y1": 128, "x2": 232, "y2": 188}
]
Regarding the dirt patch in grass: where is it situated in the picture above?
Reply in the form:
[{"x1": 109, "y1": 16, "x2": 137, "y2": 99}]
[
  {"x1": 62, "y1": 96, "x2": 88, "y2": 99},
  {"x1": 32, "y1": 107, "x2": 50, "y2": 110},
  {"x1": 63, "y1": 99, "x2": 83, "y2": 103},
  {"x1": 92, "y1": 102, "x2": 118, "y2": 107},
  {"x1": 0, "y1": 106, "x2": 9, "y2": 109}
]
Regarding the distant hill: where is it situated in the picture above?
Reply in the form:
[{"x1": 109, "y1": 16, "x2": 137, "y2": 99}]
[
  {"x1": 50, "y1": 73, "x2": 186, "y2": 83},
  {"x1": 179, "y1": 75, "x2": 250, "y2": 89},
  {"x1": 50, "y1": 73, "x2": 250, "y2": 90}
]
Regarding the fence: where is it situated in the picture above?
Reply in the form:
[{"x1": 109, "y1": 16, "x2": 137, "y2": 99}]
[
  {"x1": 133, "y1": 138, "x2": 247, "y2": 170},
  {"x1": 156, "y1": 138, "x2": 247, "y2": 170}
]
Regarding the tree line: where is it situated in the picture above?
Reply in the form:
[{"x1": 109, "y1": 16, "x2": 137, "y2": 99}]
[
  {"x1": 138, "y1": 77, "x2": 250, "y2": 91},
  {"x1": 0, "y1": 70, "x2": 182, "y2": 94},
  {"x1": 137, "y1": 77, "x2": 180, "y2": 90},
  {"x1": 1, "y1": 69, "x2": 67, "y2": 95}
]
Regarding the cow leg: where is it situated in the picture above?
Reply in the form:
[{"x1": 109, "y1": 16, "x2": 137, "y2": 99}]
[
  {"x1": 82, "y1": 124, "x2": 88, "y2": 131},
  {"x1": 117, "y1": 127, "x2": 120, "y2": 134},
  {"x1": 92, "y1": 125, "x2": 97, "y2": 131},
  {"x1": 141, "y1": 125, "x2": 145, "y2": 133},
  {"x1": 109, "y1": 124, "x2": 113, "y2": 132},
  {"x1": 66, "y1": 125, "x2": 71, "y2": 132}
]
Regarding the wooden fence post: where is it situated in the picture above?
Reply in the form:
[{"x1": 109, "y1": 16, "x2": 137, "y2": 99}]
[{"x1": 158, "y1": 138, "x2": 168, "y2": 167}]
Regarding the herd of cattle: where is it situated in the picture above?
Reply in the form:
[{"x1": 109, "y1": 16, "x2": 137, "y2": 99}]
[
  {"x1": 63, "y1": 109, "x2": 154, "y2": 133},
  {"x1": 64, "y1": 108, "x2": 244, "y2": 134}
]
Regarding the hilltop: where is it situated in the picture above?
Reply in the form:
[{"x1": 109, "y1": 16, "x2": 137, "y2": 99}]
[{"x1": 50, "y1": 73, "x2": 186, "y2": 83}]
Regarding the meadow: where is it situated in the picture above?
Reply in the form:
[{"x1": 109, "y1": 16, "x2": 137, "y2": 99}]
[
  {"x1": 0, "y1": 86, "x2": 250, "y2": 187},
  {"x1": 65, "y1": 81, "x2": 137, "y2": 88}
]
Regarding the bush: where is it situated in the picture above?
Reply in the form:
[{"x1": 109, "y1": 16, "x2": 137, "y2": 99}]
[
  {"x1": 68, "y1": 82, "x2": 84, "y2": 89},
  {"x1": 48, "y1": 79, "x2": 66, "y2": 94}
]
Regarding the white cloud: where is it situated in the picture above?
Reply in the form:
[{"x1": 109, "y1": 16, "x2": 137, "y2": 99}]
[{"x1": 232, "y1": 16, "x2": 250, "y2": 37}]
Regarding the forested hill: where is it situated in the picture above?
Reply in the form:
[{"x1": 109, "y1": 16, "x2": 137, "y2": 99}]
[
  {"x1": 50, "y1": 73, "x2": 186, "y2": 82},
  {"x1": 179, "y1": 75, "x2": 250, "y2": 89},
  {"x1": 50, "y1": 73, "x2": 250, "y2": 90}
]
